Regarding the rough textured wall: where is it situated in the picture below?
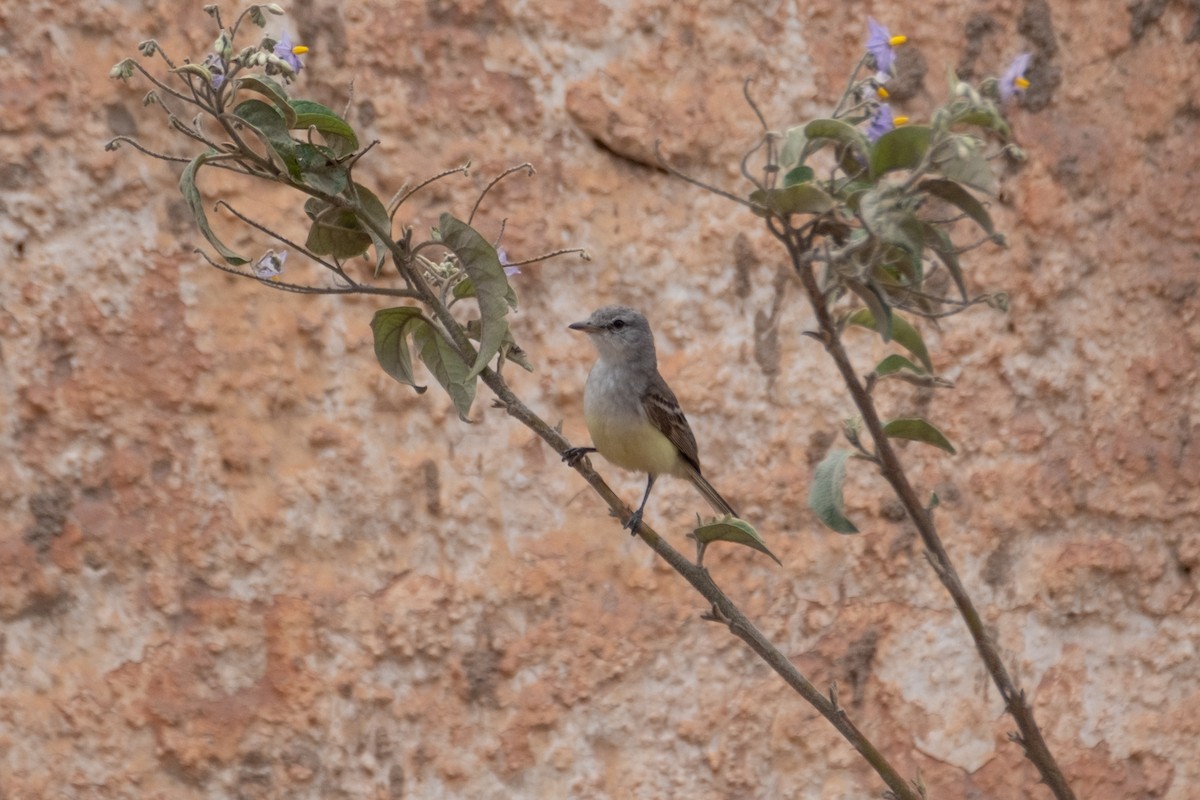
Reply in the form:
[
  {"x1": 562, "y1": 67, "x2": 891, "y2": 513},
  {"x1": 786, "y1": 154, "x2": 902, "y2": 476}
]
[{"x1": 1, "y1": 0, "x2": 1198, "y2": 797}]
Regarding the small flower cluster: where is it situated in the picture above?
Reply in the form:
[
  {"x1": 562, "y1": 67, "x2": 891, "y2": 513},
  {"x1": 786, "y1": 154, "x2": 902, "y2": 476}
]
[
  {"x1": 110, "y1": 3, "x2": 308, "y2": 94},
  {"x1": 205, "y1": 30, "x2": 309, "y2": 92},
  {"x1": 865, "y1": 18, "x2": 909, "y2": 142},
  {"x1": 861, "y1": 18, "x2": 1030, "y2": 142}
]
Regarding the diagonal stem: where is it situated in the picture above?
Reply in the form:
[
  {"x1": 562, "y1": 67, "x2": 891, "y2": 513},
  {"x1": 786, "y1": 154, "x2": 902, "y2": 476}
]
[
  {"x1": 477, "y1": 365, "x2": 922, "y2": 800},
  {"x1": 776, "y1": 224, "x2": 1076, "y2": 800}
]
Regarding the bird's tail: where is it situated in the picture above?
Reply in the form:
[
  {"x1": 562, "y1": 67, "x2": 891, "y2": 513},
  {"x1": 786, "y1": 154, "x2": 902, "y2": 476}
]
[{"x1": 682, "y1": 463, "x2": 738, "y2": 519}]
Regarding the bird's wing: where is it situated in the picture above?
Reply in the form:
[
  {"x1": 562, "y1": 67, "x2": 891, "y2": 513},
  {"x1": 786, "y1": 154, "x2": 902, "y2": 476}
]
[{"x1": 641, "y1": 375, "x2": 701, "y2": 473}]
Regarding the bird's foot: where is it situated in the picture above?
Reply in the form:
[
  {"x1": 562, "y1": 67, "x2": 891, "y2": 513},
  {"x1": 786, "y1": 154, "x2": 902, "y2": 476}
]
[
  {"x1": 562, "y1": 446, "x2": 596, "y2": 467},
  {"x1": 624, "y1": 508, "x2": 644, "y2": 536}
]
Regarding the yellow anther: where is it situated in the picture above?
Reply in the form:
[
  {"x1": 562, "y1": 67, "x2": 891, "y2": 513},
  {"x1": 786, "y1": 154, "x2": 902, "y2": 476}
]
[
  {"x1": 292, "y1": 45, "x2": 309, "y2": 55},
  {"x1": 894, "y1": 116, "x2": 910, "y2": 126},
  {"x1": 877, "y1": 85, "x2": 890, "y2": 99},
  {"x1": 889, "y1": 35, "x2": 907, "y2": 46},
  {"x1": 1015, "y1": 76, "x2": 1030, "y2": 89}
]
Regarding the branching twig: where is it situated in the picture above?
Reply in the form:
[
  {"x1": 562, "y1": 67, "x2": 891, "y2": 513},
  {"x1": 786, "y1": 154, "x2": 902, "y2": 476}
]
[
  {"x1": 389, "y1": 161, "x2": 471, "y2": 220},
  {"x1": 214, "y1": 200, "x2": 358, "y2": 285},
  {"x1": 504, "y1": 247, "x2": 591, "y2": 267},
  {"x1": 653, "y1": 141, "x2": 761, "y2": 211},
  {"x1": 468, "y1": 162, "x2": 535, "y2": 226},
  {"x1": 194, "y1": 249, "x2": 419, "y2": 298},
  {"x1": 104, "y1": 137, "x2": 193, "y2": 163}
]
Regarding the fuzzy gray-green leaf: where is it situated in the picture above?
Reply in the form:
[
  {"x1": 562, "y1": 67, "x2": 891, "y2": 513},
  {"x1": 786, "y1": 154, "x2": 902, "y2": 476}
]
[
  {"x1": 370, "y1": 307, "x2": 427, "y2": 393},
  {"x1": 847, "y1": 309, "x2": 932, "y2": 372},
  {"x1": 288, "y1": 99, "x2": 359, "y2": 157},
  {"x1": 918, "y1": 178, "x2": 994, "y2": 235},
  {"x1": 234, "y1": 99, "x2": 300, "y2": 178},
  {"x1": 882, "y1": 418, "x2": 956, "y2": 454},
  {"x1": 874, "y1": 354, "x2": 926, "y2": 377},
  {"x1": 412, "y1": 320, "x2": 476, "y2": 421},
  {"x1": 693, "y1": 518, "x2": 782, "y2": 565},
  {"x1": 749, "y1": 183, "x2": 834, "y2": 217},
  {"x1": 809, "y1": 448, "x2": 859, "y2": 534},
  {"x1": 180, "y1": 149, "x2": 247, "y2": 265},
  {"x1": 869, "y1": 125, "x2": 932, "y2": 179},
  {"x1": 437, "y1": 214, "x2": 513, "y2": 380},
  {"x1": 233, "y1": 75, "x2": 297, "y2": 127}
]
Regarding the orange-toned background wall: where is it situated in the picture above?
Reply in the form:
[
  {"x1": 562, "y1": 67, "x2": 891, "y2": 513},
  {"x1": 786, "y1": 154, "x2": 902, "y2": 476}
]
[{"x1": 2, "y1": 1, "x2": 1197, "y2": 797}]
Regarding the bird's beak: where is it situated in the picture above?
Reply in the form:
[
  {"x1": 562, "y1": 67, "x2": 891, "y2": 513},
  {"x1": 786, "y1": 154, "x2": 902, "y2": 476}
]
[{"x1": 568, "y1": 320, "x2": 597, "y2": 333}]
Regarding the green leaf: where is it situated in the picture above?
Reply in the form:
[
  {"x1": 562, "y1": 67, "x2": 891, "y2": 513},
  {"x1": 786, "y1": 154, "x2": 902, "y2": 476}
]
[
  {"x1": 783, "y1": 165, "x2": 815, "y2": 187},
  {"x1": 890, "y1": 314, "x2": 932, "y2": 373},
  {"x1": 808, "y1": 449, "x2": 859, "y2": 534},
  {"x1": 170, "y1": 63, "x2": 213, "y2": 83},
  {"x1": 412, "y1": 320, "x2": 477, "y2": 421},
  {"x1": 834, "y1": 179, "x2": 872, "y2": 211},
  {"x1": 295, "y1": 143, "x2": 349, "y2": 194},
  {"x1": 804, "y1": 118, "x2": 870, "y2": 161},
  {"x1": 289, "y1": 99, "x2": 359, "y2": 157},
  {"x1": 845, "y1": 281, "x2": 892, "y2": 341},
  {"x1": 437, "y1": 214, "x2": 514, "y2": 379},
  {"x1": 302, "y1": 184, "x2": 388, "y2": 260},
  {"x1": 179, "y1": 150, "x2": 247, "y2": 265},
  {"x1": 232, "y1": 75, "x2": 297, "y2": 127},
  {"x1": 922, "y1": 222, "x2": 968, "y2": 301},
  {"x1": 932, "y1": 134, "x2": 994, "y2": 194},
  {"x1": 874, "y1": 354, "x2": 926, "y2": 376},
  {"x1": 749, "y1": 183, "x2": 834, "y2": 217},
  {"x1": 370, "y1": 307, "x2": 427, "y2": 393},
  {"x1": 882, "y1": 418, "x2": 956, "y2": 455},
  {"x1": 846, "y1": 309, "x2": 932, "y2": 372},
  {"x1": 860, "y1": 185, "x2": 923, "y2": 272},
  {"x1": 303, "y1": 197, "x2": 371, "y2": 259},
  {"x1": 918, "y1": 178, "x2": 994, "y2": 235},
  {"x1": 465, "y1": 318, "x2": 534, "y2": 373},
  {"x1": 869, "y1": 125, "x2": 931, "y2": 179},
  {"x1": 893, "y1": 215, "x2": 926, "y2": 261},
  {"x1": 693, "y1": 518, "x2": 782, "y2": 566},
  {"x1": 954, "y1": 107, "x2": 1011, "y2": 139},
  {"x1": 346, "y1": 182, "x2": 392, "y2": 270},
  {"x1": 347, "y1": 182, "x2": 390, "y2": 235},
  {"x1": 452, "y1": 278, "x2": 476, "y2": 299},
  {"x1": 778, "y1": 125, "x2": 807, "y2": 170},
  {"x1": 234, "y1": 99, "x2": 300, "y2": 178}
]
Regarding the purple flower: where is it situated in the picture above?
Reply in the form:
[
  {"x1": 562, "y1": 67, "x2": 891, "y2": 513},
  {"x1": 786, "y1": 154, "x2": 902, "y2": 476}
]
[
  {"x1": 999, "y1": 53, "x2": 1032, "y2": 104},
  {"x1": 866, "y1": 18, "x2": 906, "y2": 75},
  {"x1": 866, "y1": 103, "x2": 895, "y2": 143},
  {"x1": 253, "y1": 249, "x2": 286, "y2": 280},
  {"x1": 498, "y1": 247, "x2": 520, "y2": 277},
  {"x1": 203, "y1": 53, "x2": 226, "y2": 89},
  {"x1": 273, "y1": 32, "x2": 307, "y2": 75}
]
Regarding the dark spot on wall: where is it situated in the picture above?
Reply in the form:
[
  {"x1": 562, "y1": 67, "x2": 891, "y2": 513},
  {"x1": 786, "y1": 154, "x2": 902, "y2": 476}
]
[
  {"x1": 886, "y1": 46, "x2": 927, "y2": 102},
  {"x1": 958, "y1": 14, "x2": 998, "y2": 81},
  {"x1": 105, "y1": 103, "x2": 138, "y2": 137},
  {"x1": 1018, "y1": 0, "x2": 1062, "y2": 111},
  {"x1": 24, "y1": 484, "x2": 72, "y2": 553}
]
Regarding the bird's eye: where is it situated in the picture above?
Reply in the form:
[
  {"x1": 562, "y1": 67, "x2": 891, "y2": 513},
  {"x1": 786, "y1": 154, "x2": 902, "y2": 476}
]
[{"x1": 611, "y1": 319, "x2": 626, "y2": 330}]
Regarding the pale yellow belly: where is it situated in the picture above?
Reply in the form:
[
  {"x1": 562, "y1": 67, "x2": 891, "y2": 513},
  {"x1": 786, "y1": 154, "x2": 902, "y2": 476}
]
[{"x1": 586, "y1": 412, "x2": 680, "y2": 476}]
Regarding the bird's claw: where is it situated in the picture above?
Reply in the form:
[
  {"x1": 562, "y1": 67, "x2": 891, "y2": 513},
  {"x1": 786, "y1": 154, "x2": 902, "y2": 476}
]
[
  {"x1": 625, "y1": 509, "x2": 644, "y2": 536},
  {"x1": 562, "y1": 446, "x2": 595, "y2": 467}
]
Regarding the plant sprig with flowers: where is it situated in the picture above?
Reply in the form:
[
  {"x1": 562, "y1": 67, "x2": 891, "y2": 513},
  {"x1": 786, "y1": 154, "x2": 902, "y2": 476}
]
[
  {"x1": 660, "y1": 17, "x2": 1075, "y2": 800},
  {"x1": 108, "y1": 3, "x2": 588, "y2": 422}
]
